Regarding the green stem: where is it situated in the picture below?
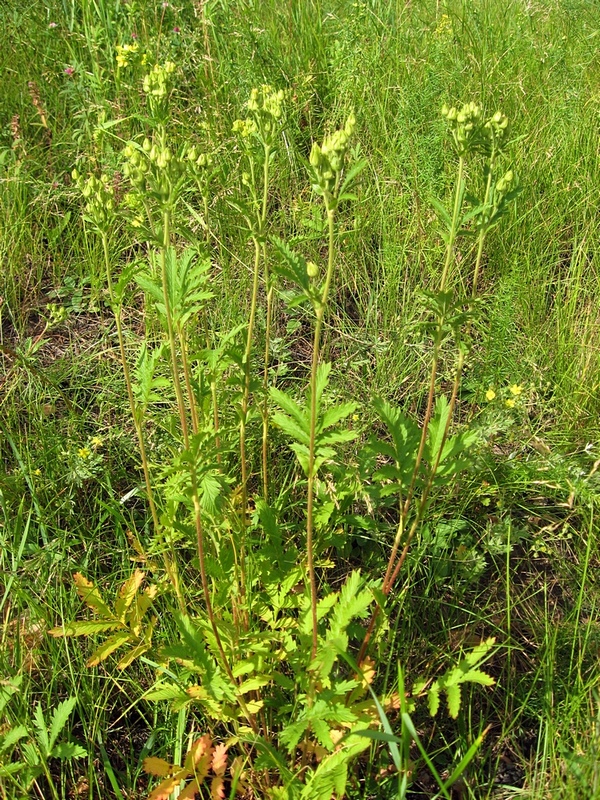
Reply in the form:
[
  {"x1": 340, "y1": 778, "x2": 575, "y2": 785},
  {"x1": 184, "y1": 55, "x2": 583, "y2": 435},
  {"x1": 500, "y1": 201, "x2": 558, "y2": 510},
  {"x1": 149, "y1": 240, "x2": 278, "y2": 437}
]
[
  {"x1": 260, "y1": 144, "x2": 272, "y2": 502},
  {"x1": 160, "y1": 210, "x2": 189, "y2": 448},
  {"x1": 359, "y1": 157, "x2": 466, "y2": 664},
  {"x1": 306, "y1": 206, "x2": 336, "y2": 660}
]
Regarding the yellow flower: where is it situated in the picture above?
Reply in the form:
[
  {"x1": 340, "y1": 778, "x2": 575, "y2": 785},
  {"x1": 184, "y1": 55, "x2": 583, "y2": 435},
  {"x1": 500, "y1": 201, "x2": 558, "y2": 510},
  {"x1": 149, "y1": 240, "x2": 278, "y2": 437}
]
[
  {"x1": 485, "y1": 388, "x2": 496, "y2": 401},
  {"x1": 505, "y1": 399, "x2": 516, "y2": 408},
  {"x1": 78, "y1": 447, "x2": 91, "y2": 458},
  {"x1": 33, "y1": 468, "x2": 42, "y2": 477},
  {"x1": 91, "y1": 436, "x2": 103, "y2": 448},
  {"x1": 509, "y1": 384, "x2": 523, "y2": 396}
]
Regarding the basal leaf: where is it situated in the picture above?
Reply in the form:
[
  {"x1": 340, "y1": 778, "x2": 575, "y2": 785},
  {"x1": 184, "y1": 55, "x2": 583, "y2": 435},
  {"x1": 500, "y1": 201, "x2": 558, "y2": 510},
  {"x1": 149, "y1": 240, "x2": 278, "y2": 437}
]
[
  {"x1": 114, "y1": 570, "x2": 145, "y2": 622},
  {"x1": 51, "y1": 742, "x2": 87, "y2": 760},
  {"x1": 445, "y1": 683, "x2": 461, "y2": 719},
  {"x1": 73, "y1": 573, "x2": 112, "y2": 619},
  {"x1": 48, "y1": 696, "x2": 77, "y2": 750},
  {"x1": 49, "y1": 621, "x2": 122, "y2": 637},
  {"x1": 86, "y1": 630, "x2": 132, "y2": 667}
]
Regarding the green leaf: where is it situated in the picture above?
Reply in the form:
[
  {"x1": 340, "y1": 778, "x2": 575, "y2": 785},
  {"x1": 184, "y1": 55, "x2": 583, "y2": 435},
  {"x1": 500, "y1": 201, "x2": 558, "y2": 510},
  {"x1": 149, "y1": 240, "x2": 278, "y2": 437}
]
[
  {"x1": 319, "y1": 401, "x2": 358, "y2": 432},
  {"x1": 315, "y1": 362, "x2": 331, "y2": 409},
  {"x1": 428, "y1": 684, "x2": 440, "y2": 717},
  {"x1": 426, "y1": 396, "x2": 451, "y2": 465},
  {"x1": 32, "y1": 703, "x2": 49, "y2": 756},
  {"x1": 270, "y1": 387, "x2": 309, "y2": 437},
  {"x1": 445, "y1": 683, "x2": 461, "y2": 719},
  {"x1": 48, "y1": 697, "x2": 77, "y2": 751},
  {"x1": 51, "y1": 742, "x2": 87, "y2": 760},
  {"x1": 0, "y1": 725, "x2": 28, "y2": 754}
]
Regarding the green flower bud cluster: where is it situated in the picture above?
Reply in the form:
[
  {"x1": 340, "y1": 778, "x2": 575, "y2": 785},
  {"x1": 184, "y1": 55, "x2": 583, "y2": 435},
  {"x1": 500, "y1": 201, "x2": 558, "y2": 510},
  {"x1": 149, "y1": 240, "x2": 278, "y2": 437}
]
[
  {"x1": 186, "y1": 144, "x2": 213, "y2": 185},
  {"x1": 72, "y1": 169, "x2": 115, "y2": 231},
  {"x1": 442, "y1": 103, "x2": 511, "y2": 157},
  {"x1": 232, "y1": 118, "x2": 258, "y2": 138},
  {"x1": 309, "y1": 112, "x2": 356, "y2": 198},
  {"x1": 441, "y1": 102, "x2": 483, "y2": 156},
  {"x1": 122, "y1": 138, "x2": 186, "y2": 208},
  {"x1": 142, "y1": 61, "x2": 176, "y2": 99},
  {"x1": 484, "y1": 110, "x2": 510, "y2": 152},
  {"x1": 495, "y1": 169, "x2": 515, "y2": 196},
  {"x1": 233, "y1": 85, "x2": 285, "y2": 147}
]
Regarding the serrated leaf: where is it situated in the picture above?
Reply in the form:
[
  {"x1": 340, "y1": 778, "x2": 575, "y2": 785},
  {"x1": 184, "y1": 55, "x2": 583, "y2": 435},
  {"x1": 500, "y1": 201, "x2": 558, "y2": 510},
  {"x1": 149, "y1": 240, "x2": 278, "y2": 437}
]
[
  {"x1": 86, "y1": 630, "x2": 132, "y2": 667},
  {"x1": 73, "y1": 573, "x2": 112, "y2": 618},
  {"x1": 148, "y1": 774, "x2": 186, "y2": 800},
  {"x1": 315, "y1": 362, "x2": 331, "y2": 408},
  {"x1": 430, "y1": 195, "x2": 452, "y2": 228},
  {"x1": 445, "y1": 683, "x2": 461, "y2": 719},
  {"x1": 32, "y1": 703, "x2": 49, "y2": 755},
  {"x1": 49, "y1": 621, "x2": 122, "y2": 637},
  {"x1": 319, "y1": 401, "x2": 358, "y2": 431},
  {"x1": 236, "y1": 676, "x2": 271, "y2": 695},
  {"x1": 51, "y1": 741, "x2": 87, "y2": 760},
  {"x1": 270, "y1": 387, "x2": 309, "y2": 433},
  {"x1": 271, "y1": 411, "x2": 310, "y2": 446},
  {"x1": 144, "y1": 756, "x2": 175, "y2": 777},
  {"x1": 458, "y1": 668, "x2": 495, "y2": 686},
  {"x1": 426, "y1": 395, "x2": 451, "y2": 465},
  {"x1": 48, "y1": 696, "x2": 76, "y2": 750},
  {"x1": 114, "y1": 570, "x2": 145, "y2": 622},
  {"x1": 464, "y1": 637, "x2": 496, "y2": 666},
  {"x1": 427, "y1": 685, "x2": 440, "y2": 717},
  {"x1": 0, "y1": 725, "x2": 28, "y2": 753},
  {"x1": 117, "y1": 641, "x2": 150, "y2": 669}
]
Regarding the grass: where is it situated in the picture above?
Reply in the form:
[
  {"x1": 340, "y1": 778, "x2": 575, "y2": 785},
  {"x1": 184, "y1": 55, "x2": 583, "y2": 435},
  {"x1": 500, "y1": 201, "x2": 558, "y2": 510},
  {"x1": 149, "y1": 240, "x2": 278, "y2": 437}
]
[{"x1": 1, "y1": 0, "x2": 600, "y2": 798}]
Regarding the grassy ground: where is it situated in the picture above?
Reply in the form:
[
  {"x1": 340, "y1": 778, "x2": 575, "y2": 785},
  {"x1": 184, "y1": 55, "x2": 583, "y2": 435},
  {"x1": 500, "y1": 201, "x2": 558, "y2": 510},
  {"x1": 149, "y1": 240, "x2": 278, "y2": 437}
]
[{"x1": 1, "y1": 1, "x2": 599, "y2": 798}]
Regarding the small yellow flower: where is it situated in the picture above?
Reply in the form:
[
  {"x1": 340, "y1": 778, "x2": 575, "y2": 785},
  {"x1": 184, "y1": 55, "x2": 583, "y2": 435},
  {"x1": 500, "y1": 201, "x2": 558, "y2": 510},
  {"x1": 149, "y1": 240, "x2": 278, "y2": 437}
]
[
  {"x1": 352, "y1": 414, "x2": 359, "y2": 422},
  {"x1": 485, "y1": 388, "x2": 496, "y2": 401},
  {"x1": 33, "y1": 468, "x2": 42, "y2": 477},
  {"x1": 91, "y1": 436, "x2": 103, "y2": 449},
  {"x1": 509, "y1": 384, "x2": 523, "y2": 396},
  {"x1": 505, "y1": 399, "x2": 516, "y2": 408},
  {"x1": 78, "y1": 447, "x2": 91, "y2": 458}
]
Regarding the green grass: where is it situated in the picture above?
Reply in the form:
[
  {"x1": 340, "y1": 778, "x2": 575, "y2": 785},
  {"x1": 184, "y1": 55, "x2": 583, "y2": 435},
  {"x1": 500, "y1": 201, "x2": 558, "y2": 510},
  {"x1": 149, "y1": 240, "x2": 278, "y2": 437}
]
[{"x1": 1, "y1": 0, "x2": 600, "y2": 798}]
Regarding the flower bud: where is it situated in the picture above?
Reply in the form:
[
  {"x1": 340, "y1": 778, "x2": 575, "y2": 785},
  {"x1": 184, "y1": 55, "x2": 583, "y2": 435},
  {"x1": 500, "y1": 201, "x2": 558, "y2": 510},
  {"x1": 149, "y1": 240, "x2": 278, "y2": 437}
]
[{"x1": 306, "y1": 261, "x2": 319, "y2": 279}]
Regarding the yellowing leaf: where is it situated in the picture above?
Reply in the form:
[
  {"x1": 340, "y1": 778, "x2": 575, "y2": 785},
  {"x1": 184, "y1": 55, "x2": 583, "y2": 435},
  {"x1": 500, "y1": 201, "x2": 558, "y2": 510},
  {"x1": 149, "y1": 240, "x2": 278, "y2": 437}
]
[
  {"x1": 212, "y1": 743, "x2": 228, "y2": 775},
  {"x1": 179, "y1": 779, "x2": 201, "y2": 799},
  {"x1": 117, "y1": 641, "x2": 150, "y2": 669},
  {"x1": 210, "y1": 776, "x2": 226, "y2": 799},
  {"x1": 87, "y1": 630, "x2": 132, "y2": 667},
  {"x1": 73, "y1": 573, "x2": 112, "y2": 618},
  {"x1": 115, "y1": 570, "x2": 145, "y2": 622},
  {"x1": 143, "y1": 757, "x2": 174, "y2": 777},
  {"x1": 183, "y1": 735, "x2": 213, "y2": 776},
  {"x1": 148, "y1": 774, "x2": 185, "y2": 800},
  {"x1": 48, "y1": 621, "x2": 120, "y2": 637}
]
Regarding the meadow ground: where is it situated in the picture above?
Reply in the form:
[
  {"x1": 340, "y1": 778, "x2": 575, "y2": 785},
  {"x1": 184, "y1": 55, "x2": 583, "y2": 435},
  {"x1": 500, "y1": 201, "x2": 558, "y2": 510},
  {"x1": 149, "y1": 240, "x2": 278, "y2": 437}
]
[{"x1": 1, "y1": 1, "x2": 599, "y2": 798}]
